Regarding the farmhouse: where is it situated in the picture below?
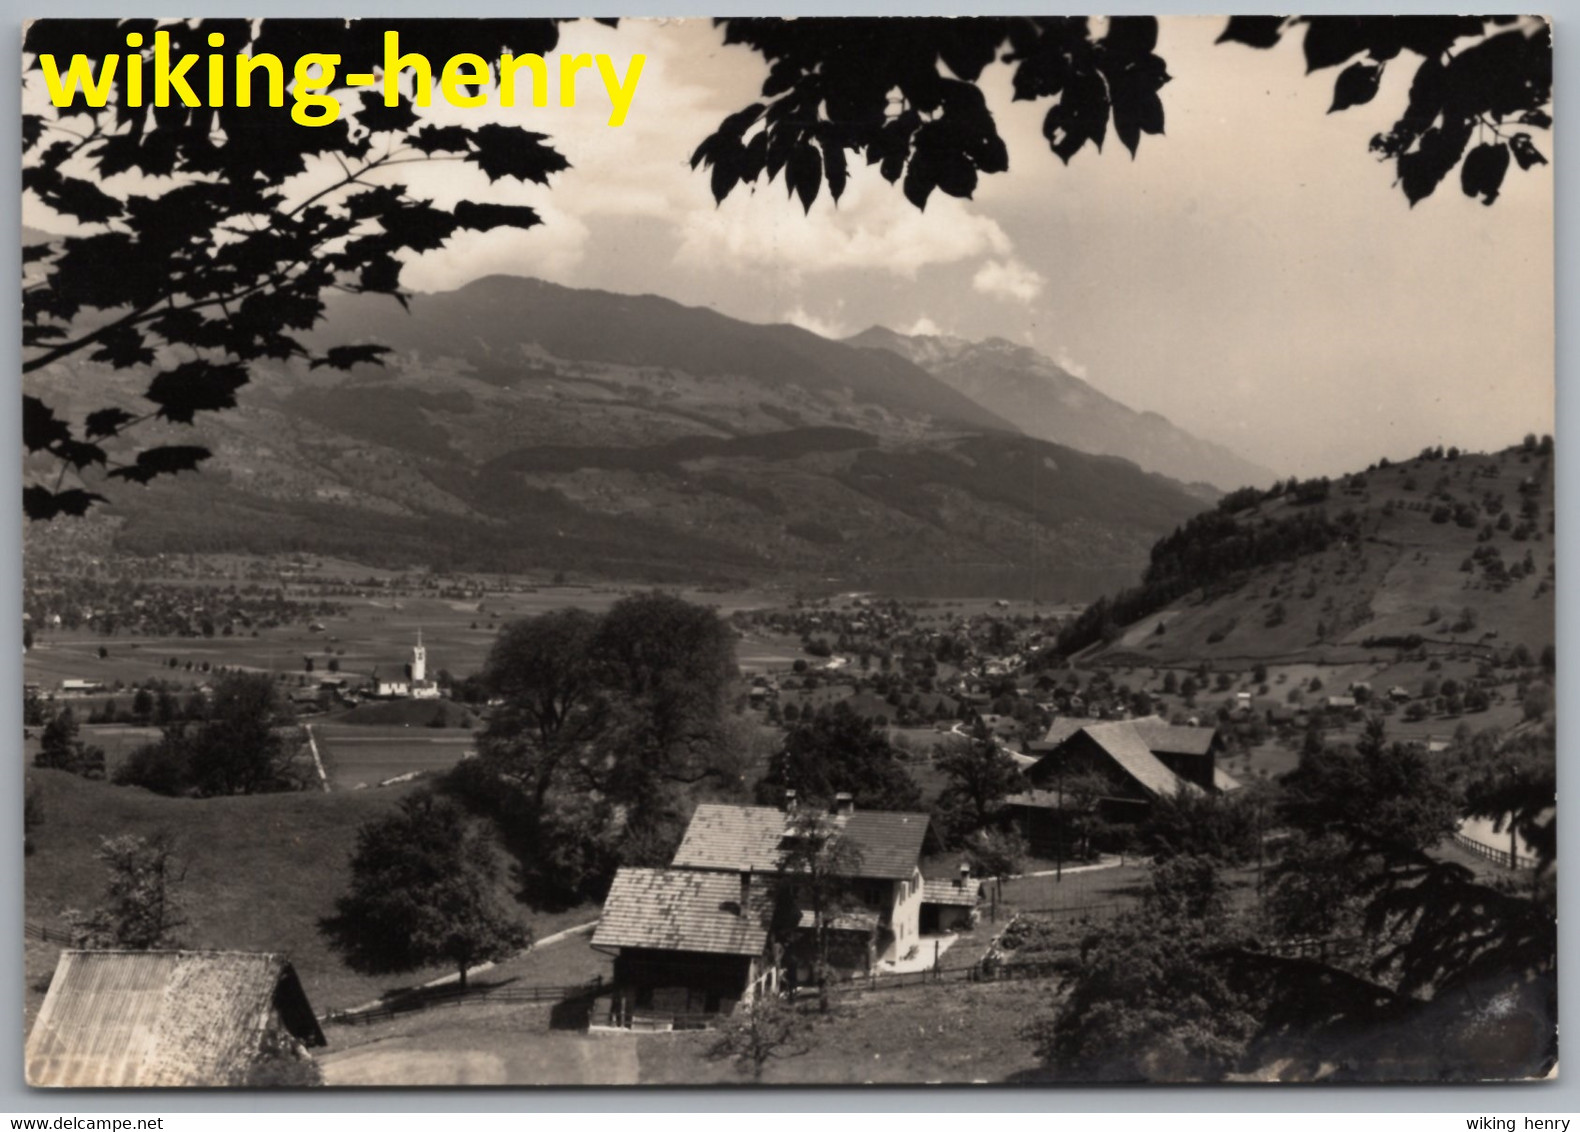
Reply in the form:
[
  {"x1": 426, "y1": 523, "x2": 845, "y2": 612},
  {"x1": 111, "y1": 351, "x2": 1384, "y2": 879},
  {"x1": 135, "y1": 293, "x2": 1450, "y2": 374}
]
[
  {"x1": 1006, "y1": 719, "x2": 1220, "y2": 856},
  {"x1": 26, "y1": 950, "x2": 325, "y2": 1087},
  {"x1": 591, "y1": 794, "x2": 939, "y2": 1028}
]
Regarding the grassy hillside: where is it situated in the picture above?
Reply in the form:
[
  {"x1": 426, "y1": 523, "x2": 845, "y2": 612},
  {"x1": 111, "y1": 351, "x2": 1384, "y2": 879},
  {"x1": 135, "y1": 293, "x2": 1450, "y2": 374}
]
[
  {"x1": 23, "y1": 771, "x2": 595, "y2": 1022},
  {"x1": 1073, "y1": 443, "x2": 1554, "y2": 666}
]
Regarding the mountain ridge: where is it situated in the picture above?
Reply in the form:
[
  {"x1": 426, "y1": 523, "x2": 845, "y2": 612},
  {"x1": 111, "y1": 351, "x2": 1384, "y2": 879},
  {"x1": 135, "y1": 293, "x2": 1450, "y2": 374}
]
[{"x1": 846, "y1": 325, "x2": 1278, "y2": 492}]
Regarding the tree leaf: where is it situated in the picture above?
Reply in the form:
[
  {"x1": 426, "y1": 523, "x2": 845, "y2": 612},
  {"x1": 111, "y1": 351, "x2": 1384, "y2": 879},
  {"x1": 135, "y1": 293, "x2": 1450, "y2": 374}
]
[
  {"x1": 1509, "y1": 133, "x2": 1548, "y2": 171},
  {"x1": 1460, "y1": 141, "x2": 1510, "y2": 206},
  {"x1": 822, "y1": 138, "x2": 848, "y2": 203},
  {"x1": 465, "y1": 124, "x2": 570, "y2": 184},
  {"x1": 1397, "y1": 115, "x2": 1473, "y2": 205},
  {"x1": 23, "y1": 395, "x2": 70, "y2": 452},
  {"x1": 1302, "y1": 17, "x2": 1369, "y2": 73},
  {"x1": 453, "y1": 201, "x2": 543, "y2": 232},
  {"x1": 359, "y1": 91, "x2": 419, "y2": 134},
  {"x1": 1330, "y1": 61, "x2": 1382, "y2": 113},
  {"x1": 84, "y1": 407, "x2": 136, "y2": 438},
  {"x1": 410, "y1": 124, "x2": 472, "y2": 155},
  {"x1": 24, "y1": 486, "x2": 105, "y2": 520},
  {"x1": 1216, "y1": 16, "x2": 1286, "y2": 49},
  {"x1": 311, "y1": 344, "x2": 393, "y2": 371},
  {"x1": 788, "y1": 142, "x2": 821, "y2": 213},
  {"x1": 145, "y1": 361, "x2": 251, "y2": 424},
  {"x1": 49, "y1": 437, "x2": 107, "y2": 470},
  {"x1": 108, "y1": 445, "x2": 212, "y2": 484}
]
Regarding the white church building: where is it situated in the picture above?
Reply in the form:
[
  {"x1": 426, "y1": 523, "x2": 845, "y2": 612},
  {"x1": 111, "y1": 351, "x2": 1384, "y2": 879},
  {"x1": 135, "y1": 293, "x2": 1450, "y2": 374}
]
[{"x1": 371, "y1": 631, "x2": 442, "y2": 700}]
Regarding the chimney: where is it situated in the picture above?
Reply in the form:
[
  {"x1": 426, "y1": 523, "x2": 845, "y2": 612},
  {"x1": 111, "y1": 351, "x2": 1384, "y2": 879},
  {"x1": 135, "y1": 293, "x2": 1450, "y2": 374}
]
[
  {"x1": 833, "y1": 792, "x2": 854, "y2": 817},
  {"x1": 739, "y1": 868, "x2": 752, "y2": 915},
  {"x1": 783, "y1": 789, "x2": 797, "y2": 814},
  {"x1": 956, "y1": 863, "x2": 970, "y2": 889}
]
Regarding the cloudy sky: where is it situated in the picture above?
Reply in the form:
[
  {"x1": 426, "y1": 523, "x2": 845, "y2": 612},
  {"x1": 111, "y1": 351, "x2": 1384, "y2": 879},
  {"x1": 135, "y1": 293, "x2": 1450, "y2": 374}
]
[{"x1": 24, "y1": 17, "x2": 1554, "y2": 478}]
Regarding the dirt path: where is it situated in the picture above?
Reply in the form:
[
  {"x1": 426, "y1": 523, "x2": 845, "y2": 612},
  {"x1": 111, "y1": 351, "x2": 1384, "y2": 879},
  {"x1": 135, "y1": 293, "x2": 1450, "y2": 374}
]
[{"x1": 321, "y1": 1030, "x2": 639, "y2": 1086}]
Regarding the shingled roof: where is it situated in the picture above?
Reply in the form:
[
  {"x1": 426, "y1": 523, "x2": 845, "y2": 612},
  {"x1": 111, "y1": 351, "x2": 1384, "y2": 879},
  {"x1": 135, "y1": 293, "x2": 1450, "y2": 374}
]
[
  {"x1": 1131, "y1": 718, "x2": 1219, "y2": 757},
  {"x1": 671, "y1": 804, "x2": 785, "y2": 872},
  {"x1": 671, "y1": 804, "x2": 929, "y2": 881},
  {"x1": 1028, "y1": 717, "x2": 1088, "y2": 751},
  {"x1": 840, "y1": 810, "x2": 929, "y2": 879},
  {"x1": 1083, "y1": 722, "x2": 1202, "y2": 799},
  {"x1": 592, "y1": 867, "x2": 773, "y2": 956},
  {"x1": 26, "y1": 950, "x2": 323, "y2": 1088}
]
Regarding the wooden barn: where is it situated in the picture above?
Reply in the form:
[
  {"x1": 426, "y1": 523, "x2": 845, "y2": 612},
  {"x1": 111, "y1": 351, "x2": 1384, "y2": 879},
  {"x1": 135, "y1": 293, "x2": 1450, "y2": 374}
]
[
  {"x1": 26, "y1": 950, "x2": 325, "y2": 1087},
  {"x1": 589, "y1": 867, "x2": 779, "y2": 1030}
]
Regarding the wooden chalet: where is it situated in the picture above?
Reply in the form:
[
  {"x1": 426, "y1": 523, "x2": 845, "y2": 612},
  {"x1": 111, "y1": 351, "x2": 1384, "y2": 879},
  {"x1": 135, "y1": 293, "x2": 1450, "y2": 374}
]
[
  {"x1": 590, "y1": 794, "x2": 934, "y2": 1028},
  {"x1": 1006, "y1": 719, "x2": 1222, "y2": 856}
]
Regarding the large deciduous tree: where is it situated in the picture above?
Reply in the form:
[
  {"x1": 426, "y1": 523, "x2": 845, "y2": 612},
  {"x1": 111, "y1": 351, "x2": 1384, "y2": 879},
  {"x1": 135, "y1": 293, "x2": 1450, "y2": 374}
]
[
  {"x1": 756, "y1": 702, "x2": 923, "y2": 813},
  {"x1": 696, "y1": 16, "x2": 1549, "y2": 213},
  {"x1": 320, "y1": 789, "x2": 530, "y2": 989},
  {"x1": 931, "y1": 721, "x2": 1024, "y2": 842}
]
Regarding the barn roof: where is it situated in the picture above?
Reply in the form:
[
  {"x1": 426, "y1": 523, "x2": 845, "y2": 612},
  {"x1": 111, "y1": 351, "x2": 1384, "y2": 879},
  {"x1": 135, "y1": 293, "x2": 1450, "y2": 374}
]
[
  {"x1": 1030, "y1": 717, "x2": 1088, "y2": 751},
  {"x1": 592, "y1": 868, "x2": 772, "y2": 956},
  {"x1": 671, "y1": 804, "x2": 928, "y2": 881},
  {"x1": 1131, "y1": 718, "x2": 1219, "y2": 757},
  {"x1": 1082, "y1": 722, "x2": 1203, "y2": 800},
  {"x1": 26, "y1": 950, "x2": 323, "y2": 1088}
]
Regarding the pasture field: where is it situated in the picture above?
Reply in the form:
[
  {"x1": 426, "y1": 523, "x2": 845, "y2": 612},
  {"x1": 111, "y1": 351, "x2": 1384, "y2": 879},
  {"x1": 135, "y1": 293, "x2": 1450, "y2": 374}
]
[
  {"x1": 311, "y1": 724, "x2": 476, "y2": 791},
  {"x1": 23, "y1": 769, "x2": 600, "y2": 1024}
]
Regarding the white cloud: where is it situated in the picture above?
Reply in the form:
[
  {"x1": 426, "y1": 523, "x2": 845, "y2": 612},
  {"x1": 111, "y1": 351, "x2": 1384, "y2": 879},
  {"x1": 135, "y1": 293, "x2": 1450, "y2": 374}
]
[
  {"x1": 782, "y1": 305, "x2": 847, "y2": 340},
  {"x1": 972, "y1": 257, "x2": 1046, "y2": 304},
  {"x1": 674, "y1": 166, "x2": 1013, "y2": 280},
  {"x1": 1056, "y1": 346, "x2": 1089, "y2": 379},
  {"x1": 903, "y1": 316, "x2": 943, "y2": 337}
]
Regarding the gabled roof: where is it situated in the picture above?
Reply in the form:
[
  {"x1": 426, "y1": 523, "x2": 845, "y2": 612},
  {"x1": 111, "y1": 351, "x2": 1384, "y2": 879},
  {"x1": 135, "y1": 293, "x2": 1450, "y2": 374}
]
[
  {"x1": 1029, "y1": 717, "x2": 1088, "y2": 751},
  {"x1": 1082, "y1": 721, "x2": 1202, "y2": 799},
  {"x1": 26, "y1": 950, "x2": 323, "y2": 1088},
  {"x1": 671, "y1": 804, "x2": 787, "y2": 872},
  {"x1": 671, "y1": 804, "x2": 928, "y2": 881},
  {"x1": 1131, "y1": 718, "x2": 1219, "y2": 757},
  {"x1": 841, "y1": 810, "x2": 930, "y2": 879},
  {"x1": 1214, "y1": 766, "x2": 1244, "y2": 793},
  {"x1": 921, "y1": 877, "x2": 982, "y2": 908},
  {"x1": 592, "y1": 867, "x2": 771, "y2": 956}
]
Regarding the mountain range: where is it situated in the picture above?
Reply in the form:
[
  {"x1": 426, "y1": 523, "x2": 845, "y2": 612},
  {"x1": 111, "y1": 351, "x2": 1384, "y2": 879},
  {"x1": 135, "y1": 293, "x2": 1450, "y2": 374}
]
[
  {"x1": 28, "y1": 274, "x2": 1228, "y2": 598},
  {"x1": 847, "y1": 326, "x2": 1277, "y2": 492}
]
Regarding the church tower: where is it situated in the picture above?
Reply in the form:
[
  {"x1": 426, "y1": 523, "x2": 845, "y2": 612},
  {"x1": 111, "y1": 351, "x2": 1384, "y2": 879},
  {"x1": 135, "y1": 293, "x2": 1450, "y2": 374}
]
[{"x1": 412, "y1": 629, "x2": 426, "y2": 684}]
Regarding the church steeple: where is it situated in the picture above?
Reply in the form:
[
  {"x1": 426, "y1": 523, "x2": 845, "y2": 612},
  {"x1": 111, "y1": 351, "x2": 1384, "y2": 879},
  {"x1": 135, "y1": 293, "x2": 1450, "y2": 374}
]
[{"x1": 412, "y1": 630, "x2": 427, "y2": 684}]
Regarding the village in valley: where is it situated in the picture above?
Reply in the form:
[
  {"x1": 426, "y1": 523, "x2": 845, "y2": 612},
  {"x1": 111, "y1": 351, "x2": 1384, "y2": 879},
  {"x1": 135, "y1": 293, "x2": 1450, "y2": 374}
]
[
  {"x1": 18, "y1": 15, "x2": 1556, "y2": 1091},
  {"x1": 21, "y1": 434, "x2": 1558, "y2": 1085}
]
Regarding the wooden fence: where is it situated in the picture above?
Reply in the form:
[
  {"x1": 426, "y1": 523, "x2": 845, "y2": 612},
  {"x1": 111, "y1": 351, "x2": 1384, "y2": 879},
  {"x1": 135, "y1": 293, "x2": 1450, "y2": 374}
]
[
  {"x1": 24, "y1": 921, "x2": 74, "y2": 946},
  {"x1": 324, "y1": 976, "x2": 607, "y2": 1026},
  {"x1": 1452, "y1": 830, "x2": 1539, "y2": 870}
]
